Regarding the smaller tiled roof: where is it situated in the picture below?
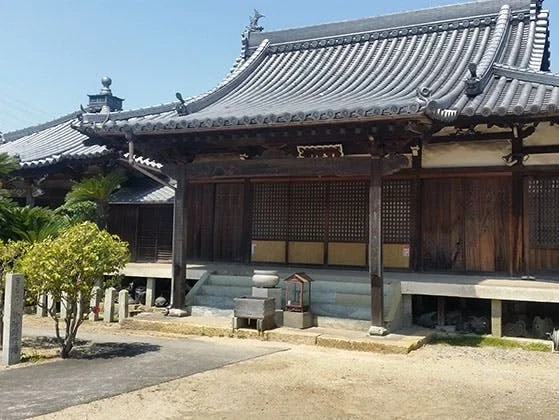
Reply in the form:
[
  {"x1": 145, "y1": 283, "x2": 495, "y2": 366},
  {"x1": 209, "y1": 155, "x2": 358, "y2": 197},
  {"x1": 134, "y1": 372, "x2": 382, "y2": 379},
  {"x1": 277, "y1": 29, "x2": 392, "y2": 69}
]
[
  {"x1": 0, "y1": 112, "x2": 164, "y2": 171},
  {"x1": 454, "y1": 64, "x2": 559, "y2": 117},
  {"x1": 0, "y1": 112, "x2": 111, "y2": 169},
  {"x1": 110, "y1": 178, "x2": 174, "y2": 204}
]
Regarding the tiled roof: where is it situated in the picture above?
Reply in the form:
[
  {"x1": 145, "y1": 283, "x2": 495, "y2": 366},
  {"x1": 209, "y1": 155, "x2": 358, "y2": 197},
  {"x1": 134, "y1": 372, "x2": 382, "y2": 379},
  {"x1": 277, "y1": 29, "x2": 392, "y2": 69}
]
[
  {"x1": 453, "y1": 64, "x2": 559, "y2": 117},
  {"x1": 110, "y1": 179, "x2": 174, "y2": 204},
  {"x1": 77, "y1": 0, "x2": 555, "y2": 135},
  {"x1": 0, "y1": 112, "x2": 163, "y2": 170},
  {"x1": 0, "y1": 113, "x2": 111, "y2": 169}
]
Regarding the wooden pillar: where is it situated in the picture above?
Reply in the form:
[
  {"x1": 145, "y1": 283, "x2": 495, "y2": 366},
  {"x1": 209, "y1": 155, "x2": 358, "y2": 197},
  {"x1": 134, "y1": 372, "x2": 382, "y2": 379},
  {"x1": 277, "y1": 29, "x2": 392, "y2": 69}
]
[
  {"x1": 242, "y1": 179, "x2": 253, "y2": 263},
  {"x1": 25, "y1": 179, "x2": 35, "y2": 207},
  {"x1": 369, "y1": 159, "x2": 385, "y2": 334},
  {"x1": 510, "y1": 127, "x2": 525, "y2": 275},
  {"x1": 410, "y1": 145, "x2": 423, "y2": 271},
  {"x1": 437, "y1": 297, "x2": 446, "y2": 326},
  {"x1": 171, "y1": 163, "x2": 188, "y2": 309}
]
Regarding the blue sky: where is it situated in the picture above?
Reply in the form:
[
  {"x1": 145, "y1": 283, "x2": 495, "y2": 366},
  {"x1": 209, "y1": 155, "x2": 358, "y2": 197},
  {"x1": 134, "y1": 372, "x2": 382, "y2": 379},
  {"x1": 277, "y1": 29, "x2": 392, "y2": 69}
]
[{"x1": 1, "y1": 0, "x2": 557, "y2": 132}]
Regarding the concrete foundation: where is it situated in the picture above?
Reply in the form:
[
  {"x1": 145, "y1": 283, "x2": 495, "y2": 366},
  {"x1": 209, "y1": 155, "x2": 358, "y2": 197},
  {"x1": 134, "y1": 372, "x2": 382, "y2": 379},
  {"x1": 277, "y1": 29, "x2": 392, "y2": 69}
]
[
  {"x1": 233, "y1": 315, "x2": 275, "y2": 332},
  {"x1": 145, "y1": 278, "x2": 156, "y2": 307},
  {"x1": 283, "y1": 311, "x2": 313, "y2": 329},
  {"x1": 491, "y1": 299, "x2": 502, "y2": 337}
]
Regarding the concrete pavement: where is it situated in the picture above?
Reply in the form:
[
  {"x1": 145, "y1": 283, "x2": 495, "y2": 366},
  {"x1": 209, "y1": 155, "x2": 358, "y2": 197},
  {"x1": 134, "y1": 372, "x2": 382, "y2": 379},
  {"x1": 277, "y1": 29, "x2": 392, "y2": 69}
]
[{"x1": 0, "y1": 328, "x2": 284, "y2": 420}]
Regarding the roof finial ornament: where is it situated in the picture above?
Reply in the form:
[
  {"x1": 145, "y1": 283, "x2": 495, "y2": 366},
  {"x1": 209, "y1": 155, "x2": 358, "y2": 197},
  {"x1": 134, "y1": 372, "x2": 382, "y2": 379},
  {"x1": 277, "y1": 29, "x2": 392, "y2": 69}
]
[
  {"x1": 465, "y1": 62, "x2": 482, "y2": 97},
  {"x1": 248, "y1": 9, "x2": 265, "y2": 32},
  {"x1": 100, "y1": 76, "x2": 112, "y2": 95},
  {"x1": 175, "y1": 92, "x2": 189, "y2": 116},
  {"x1": 241, "y1": 9, "x2": 265, "y2": 59}
]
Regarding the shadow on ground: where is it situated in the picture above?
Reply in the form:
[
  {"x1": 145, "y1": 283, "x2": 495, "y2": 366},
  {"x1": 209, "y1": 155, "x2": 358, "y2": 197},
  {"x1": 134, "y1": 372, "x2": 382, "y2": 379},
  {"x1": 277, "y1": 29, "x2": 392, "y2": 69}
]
[
  {"x1": 71, "y1": 341, "x2": 161, "y2": 359},
  {"x1": 20, "y1": 336, "x2": 88, "y2": 349}
]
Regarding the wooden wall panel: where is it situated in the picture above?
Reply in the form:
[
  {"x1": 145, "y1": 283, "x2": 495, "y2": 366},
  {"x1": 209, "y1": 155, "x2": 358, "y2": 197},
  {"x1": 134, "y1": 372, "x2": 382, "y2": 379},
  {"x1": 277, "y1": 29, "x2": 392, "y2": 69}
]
[
  {"x1": 328, "y1": 242, "x2": 367, "y2": 266},
  {"x1": 187, "y1": 183, "x2": 216, "y2": 260},
  {"x1": 464, "y1": 178, "x2": 511, "y2": 272},
  {"x1": 288, "y1": 241, "x2": 324, "y2": 264},
  {"x1": 383, "y1": 244, "x2": 410, "y2": 269},
  {"x1": 251, "y1": 240, "x2": 286, "y2": 263},
  {"x1": 527, "y1": 249, "x2": 559, "y2": 272},
  {"x1": 421, "y1": 178, "x2": 465, "y2": 271},
  {"x1": 422, "y1": 177, "x2": 511, "y2": 273},
  {"x1": 136, "y1": 205, "x2": 174, "y2": 262},
  {"x1": 108, "y1": 205, "x2": 139, "y2": 260},
  {"x1": 213, "y1": 183, "x2": 245, "y2": 262}
]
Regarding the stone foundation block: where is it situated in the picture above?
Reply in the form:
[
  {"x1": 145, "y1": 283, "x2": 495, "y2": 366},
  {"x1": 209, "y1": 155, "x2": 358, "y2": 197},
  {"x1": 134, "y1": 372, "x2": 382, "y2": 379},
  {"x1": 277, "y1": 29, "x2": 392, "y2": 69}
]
[{"x1": 283, "y1": 311, "x2": 313, "y2": 329}]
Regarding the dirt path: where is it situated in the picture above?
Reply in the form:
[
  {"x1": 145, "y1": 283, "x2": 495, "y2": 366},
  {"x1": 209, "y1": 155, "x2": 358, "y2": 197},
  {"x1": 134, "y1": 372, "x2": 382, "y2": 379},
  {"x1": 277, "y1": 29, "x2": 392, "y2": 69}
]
[{"x1": 32, "y1": 337, "x2": 559, "y2": 420}]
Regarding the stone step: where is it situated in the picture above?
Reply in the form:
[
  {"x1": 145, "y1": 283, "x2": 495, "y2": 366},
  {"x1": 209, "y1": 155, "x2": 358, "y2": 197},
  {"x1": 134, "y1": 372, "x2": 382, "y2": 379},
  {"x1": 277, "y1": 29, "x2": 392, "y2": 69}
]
[
  {"x1": 311, "y1": 292, "x2": 370, "y2": 307},
  {"x1": 310, "y1": 303, "x2": 370, "y2": 320},
  {"x1": 199, "y1": 284, "x2": 252, "y2": 299},
  {"x1": 190, "y1": 305, "x2": 233, "y2": 317},
  {"x1": 193, "y1": 295, "x2": 235, "y2": 309},
  {"x1": 206, "y1": 275, "x2": 253, "y2": 287},
  {"x1": 312, "y1": 281, "x2": 370, "y2": 295},
  {"x1": 278, "y1": 271, "x2": 368, "y2": 284}
]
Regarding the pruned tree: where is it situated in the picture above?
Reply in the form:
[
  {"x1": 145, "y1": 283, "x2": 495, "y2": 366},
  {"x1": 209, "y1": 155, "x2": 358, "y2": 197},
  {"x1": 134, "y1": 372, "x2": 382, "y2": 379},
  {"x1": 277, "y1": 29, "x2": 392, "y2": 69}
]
[
  {"x1": 64, "y1": 171, "x2": 126, "y2": 229},
  {"x1": 18, "y1": 222, "x2": 129, "y2": 358}
]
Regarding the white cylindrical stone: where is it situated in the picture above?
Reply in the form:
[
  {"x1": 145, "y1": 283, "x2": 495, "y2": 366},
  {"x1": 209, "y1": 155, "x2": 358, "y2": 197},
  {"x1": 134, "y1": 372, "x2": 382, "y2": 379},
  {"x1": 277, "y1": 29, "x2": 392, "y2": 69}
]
[
  {"x1": 118, "y1": 290, "x2": 129, "y2": 323},
  {"x1": 104, "y1": 287, "x2": 117, "y2": 323},
  {"x1": 2, "y1": 273, "x2": 25, "y2": 365},
  {"x1": 252, "y1": 270, "x2": 280, "y2": 288}
]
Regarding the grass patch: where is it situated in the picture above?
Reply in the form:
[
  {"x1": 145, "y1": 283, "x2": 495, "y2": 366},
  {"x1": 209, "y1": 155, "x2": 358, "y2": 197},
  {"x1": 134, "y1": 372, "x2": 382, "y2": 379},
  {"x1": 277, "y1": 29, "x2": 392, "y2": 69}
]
[
  {"x1": 21, "y1": 351, "x2": 48, "y2": 363},
  {"x1": 433, "y1": 334, "x2": 551, "y2": 352}
]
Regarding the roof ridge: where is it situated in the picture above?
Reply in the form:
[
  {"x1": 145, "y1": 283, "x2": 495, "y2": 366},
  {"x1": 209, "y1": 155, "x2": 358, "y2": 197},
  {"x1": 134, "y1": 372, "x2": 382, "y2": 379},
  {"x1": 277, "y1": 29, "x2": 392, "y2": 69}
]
[
  {"x1": 91, "y1": 102, "x2": 177, "y2": 122},
  {"x1": 3, "y1": 111, "x2": 80, "y2": 142},
  {"x1": 175, "y1": 40, "x2": 270, "y2": 118},
  {"x1": 425, "y1": 3, "x2": 512, "y2": 119},
  {"x1": 493, "y1": 63, "x2": 559, "y2": 86},
  {"x1": 81, "y1": 43, "x2": 267, "y2": 125},
  {"x1": 249, "y1": 0, "x2": 533, "y2": 49}
]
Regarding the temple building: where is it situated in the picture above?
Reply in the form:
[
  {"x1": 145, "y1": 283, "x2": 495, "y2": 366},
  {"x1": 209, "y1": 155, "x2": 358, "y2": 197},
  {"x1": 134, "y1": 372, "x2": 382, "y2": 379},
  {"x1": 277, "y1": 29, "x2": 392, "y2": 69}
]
[{"x1": 6, "y1": 0, "x2": 559, "y2": 334}]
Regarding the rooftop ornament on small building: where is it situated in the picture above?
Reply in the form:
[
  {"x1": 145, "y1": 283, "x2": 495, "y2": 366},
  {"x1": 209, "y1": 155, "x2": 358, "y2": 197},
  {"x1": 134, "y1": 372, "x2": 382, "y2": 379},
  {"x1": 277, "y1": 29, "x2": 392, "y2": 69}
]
[{"x1": 84, "y1": 77, "x2": 124, "y2": 113}]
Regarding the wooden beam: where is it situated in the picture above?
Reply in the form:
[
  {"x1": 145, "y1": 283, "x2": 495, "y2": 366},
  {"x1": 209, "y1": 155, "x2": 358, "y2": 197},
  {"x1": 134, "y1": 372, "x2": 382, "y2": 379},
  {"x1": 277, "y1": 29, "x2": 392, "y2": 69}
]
[
  {"x1": 187, "y1": 157, "x2": 375, "y2": 179},
  {"x1": 428, "y1": 130, "x2": 514, "y2": 144},
  {"x1": 523, "y1": 144, "x2": 559, "y2": 155},
  {"x1": 171, "y1": 163, "x2": 188, "y2": 309}
]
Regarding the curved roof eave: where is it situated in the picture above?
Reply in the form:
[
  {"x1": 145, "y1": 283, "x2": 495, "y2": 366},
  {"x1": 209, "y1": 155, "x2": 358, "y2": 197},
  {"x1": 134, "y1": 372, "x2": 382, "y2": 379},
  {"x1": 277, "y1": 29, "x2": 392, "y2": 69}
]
[{"x1": 77, "y1": 0, "x2": 550, "y2": 134}]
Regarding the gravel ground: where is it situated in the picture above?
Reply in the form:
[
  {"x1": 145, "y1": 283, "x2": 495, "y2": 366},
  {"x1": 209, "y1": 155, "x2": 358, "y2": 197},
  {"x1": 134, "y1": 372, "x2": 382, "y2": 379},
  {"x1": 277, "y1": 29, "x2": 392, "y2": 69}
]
[{"x1": 30, "y1": 334, "x2": 559, "y2": 420}]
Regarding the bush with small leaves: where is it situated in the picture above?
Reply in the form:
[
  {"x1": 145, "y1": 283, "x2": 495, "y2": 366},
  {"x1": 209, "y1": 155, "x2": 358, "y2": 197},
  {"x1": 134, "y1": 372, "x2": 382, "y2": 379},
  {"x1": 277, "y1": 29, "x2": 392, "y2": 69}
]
[{"x1": 19, "y1": 222, "x2": 129, "y2": 358}]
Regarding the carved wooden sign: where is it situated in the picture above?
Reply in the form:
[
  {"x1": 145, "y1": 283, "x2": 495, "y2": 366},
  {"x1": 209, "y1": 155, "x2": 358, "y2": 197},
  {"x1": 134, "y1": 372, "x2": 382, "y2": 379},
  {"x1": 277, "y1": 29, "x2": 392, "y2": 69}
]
[{"x1": 297, "y1": 144, "x2": 344, "y2": 158}]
